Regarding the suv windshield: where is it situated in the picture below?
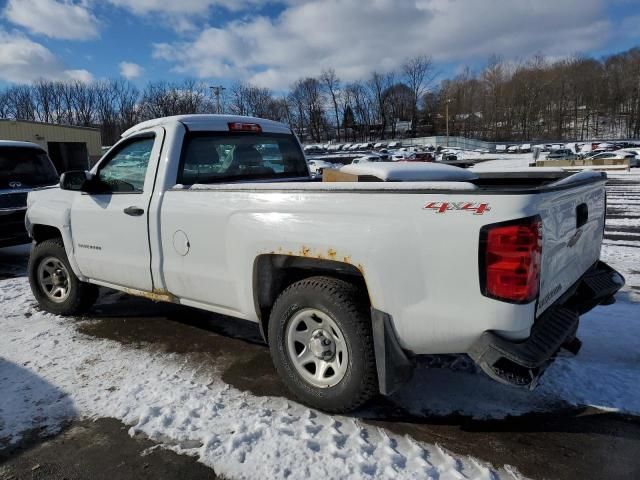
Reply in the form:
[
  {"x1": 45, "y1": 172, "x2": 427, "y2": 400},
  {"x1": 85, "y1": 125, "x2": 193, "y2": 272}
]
[
  {"x1": 178, "y1": 132, "x2": 309, "y2": 184},
  {"x1": 0, "y1": 147, "x2": 59, "y2": 189}
]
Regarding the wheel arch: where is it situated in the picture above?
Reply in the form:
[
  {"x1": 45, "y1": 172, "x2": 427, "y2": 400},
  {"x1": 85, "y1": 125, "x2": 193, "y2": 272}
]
[
  {"x1": 252, "y1": 254, "x2": 370, "y2": 342},
  {"x1": 31, "y1": 224, "x2": 63, "y2": 243},
  {"x1": 29, "y1": 222, "x2": 85, "y2": 281}
]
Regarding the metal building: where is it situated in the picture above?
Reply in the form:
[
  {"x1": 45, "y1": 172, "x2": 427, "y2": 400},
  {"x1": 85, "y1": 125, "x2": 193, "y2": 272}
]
[{"x1": 0, "y1": 119, "x2": 102, "y2": 173}]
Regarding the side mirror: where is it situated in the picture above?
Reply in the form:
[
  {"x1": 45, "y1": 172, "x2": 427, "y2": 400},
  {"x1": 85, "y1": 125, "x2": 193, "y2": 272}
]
[{"x1": 60, "y1": 170, "x2": 93, "y2": 192}]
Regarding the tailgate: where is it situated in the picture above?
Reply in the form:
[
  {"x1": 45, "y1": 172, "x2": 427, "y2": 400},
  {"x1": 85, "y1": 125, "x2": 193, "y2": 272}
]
[{"x1": 536, "y1": 176, "x2": 607, "y2": 315}]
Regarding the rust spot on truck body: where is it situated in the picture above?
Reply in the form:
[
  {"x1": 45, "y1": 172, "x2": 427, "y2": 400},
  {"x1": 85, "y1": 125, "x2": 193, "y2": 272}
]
[
  {"x1": 270, "y1": 246, "x2": 359, "y2": 266},
  {"x1": 122, "y1": 287, "x2": 177, "y2": 304},
  {"x1": 259, "y1": 248, "x2": 371, "y2": 305}
]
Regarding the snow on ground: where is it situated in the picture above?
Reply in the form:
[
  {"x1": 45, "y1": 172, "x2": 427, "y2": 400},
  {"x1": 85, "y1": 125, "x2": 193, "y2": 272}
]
[{"x1": 0, "y1": 278, "x2": 516, "y2": 480}]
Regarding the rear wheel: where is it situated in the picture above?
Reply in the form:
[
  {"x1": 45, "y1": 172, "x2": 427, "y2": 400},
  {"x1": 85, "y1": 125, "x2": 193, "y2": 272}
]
[
  {"x1": 28, "y1": 238, "x2": 98, "y2": 316},
  {"x1": 268, "y1": 276, "x2": 378, "y2": 412}
]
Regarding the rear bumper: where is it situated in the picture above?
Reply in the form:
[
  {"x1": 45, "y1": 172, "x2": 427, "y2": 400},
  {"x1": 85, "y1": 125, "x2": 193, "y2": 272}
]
[{"x1": 468, "y1": 261, "x2": 625, "y2": 389}]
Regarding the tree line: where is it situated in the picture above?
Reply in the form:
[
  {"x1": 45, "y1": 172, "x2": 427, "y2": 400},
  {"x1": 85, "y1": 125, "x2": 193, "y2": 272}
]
[{"x1": 1, "y1": 48, "x2": 639, "y2": 145}]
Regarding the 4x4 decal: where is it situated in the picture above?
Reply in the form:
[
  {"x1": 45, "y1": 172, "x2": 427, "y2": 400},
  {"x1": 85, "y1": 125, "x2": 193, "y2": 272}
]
[{"x1": 423, "y1": 201, "x2": 491, "y2": 215}]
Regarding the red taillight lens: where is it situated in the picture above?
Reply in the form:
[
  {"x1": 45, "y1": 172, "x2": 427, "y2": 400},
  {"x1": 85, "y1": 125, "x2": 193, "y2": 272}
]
[
  {"x1": 480, "y1": 217, "x2": 542, "y2": 303},
  {"x1": 228, "y1": 122, "x2": 262, "y2": 133}
]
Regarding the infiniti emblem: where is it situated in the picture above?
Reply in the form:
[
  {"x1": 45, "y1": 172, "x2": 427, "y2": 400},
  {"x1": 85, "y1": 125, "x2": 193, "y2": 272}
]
[{"x1": 9, "y1": 181, "x2": 22, "y2": 188}]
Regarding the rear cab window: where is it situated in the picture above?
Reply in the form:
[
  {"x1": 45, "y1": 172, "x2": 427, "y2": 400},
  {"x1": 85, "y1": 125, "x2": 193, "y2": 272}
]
[{"x1": 178, "y1": 132, "x2": 309, "y2": 185}]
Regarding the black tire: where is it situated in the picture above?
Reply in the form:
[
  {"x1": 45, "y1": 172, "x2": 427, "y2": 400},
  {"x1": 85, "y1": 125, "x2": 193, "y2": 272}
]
[
  {"x1": 28, "y1": 238, "x2": 98, "y2": 316},
  {"x1": 268, "y1": 276, "x2": 378, "y2": 412}
]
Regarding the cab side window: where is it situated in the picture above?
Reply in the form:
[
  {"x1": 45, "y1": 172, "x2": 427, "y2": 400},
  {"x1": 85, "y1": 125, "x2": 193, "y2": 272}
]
[{"x1": 98, "y1": 137, "x2": 155, "y2": 193}]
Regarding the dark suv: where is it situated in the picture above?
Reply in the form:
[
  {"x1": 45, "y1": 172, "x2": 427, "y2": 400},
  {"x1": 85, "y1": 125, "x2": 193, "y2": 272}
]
[{"x1": 0, "y1": 141, "x2": 59, "y2": 247}]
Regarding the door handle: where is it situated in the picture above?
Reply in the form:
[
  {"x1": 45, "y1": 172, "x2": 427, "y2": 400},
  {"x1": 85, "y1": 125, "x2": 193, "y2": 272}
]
[{"x1": 123, "y1": 206, "x2": 144, "y2": 216}]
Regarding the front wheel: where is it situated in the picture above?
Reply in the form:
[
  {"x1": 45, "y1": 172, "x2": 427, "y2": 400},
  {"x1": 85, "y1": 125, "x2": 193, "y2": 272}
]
[
  {"x1": 28, "y1": 238, "x2": 98, "y2": 316},
  {"x1": 268, "y1": 276, "x2": 378, "y2": 412}
]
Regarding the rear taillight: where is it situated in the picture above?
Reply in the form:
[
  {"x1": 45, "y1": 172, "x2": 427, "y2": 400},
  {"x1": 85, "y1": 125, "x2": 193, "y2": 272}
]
[
  {"x1": 228, "y1": 122, "x2": 262, "y2": 133},
  {"x1": 479, "y1": 216, "x2": 542, "y2": 303}
]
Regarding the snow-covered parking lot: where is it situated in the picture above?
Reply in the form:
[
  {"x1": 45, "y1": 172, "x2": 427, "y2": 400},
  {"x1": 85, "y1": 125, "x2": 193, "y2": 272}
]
[{"x1": 1, "y1": 169, "x2": 639, "y2": 480}]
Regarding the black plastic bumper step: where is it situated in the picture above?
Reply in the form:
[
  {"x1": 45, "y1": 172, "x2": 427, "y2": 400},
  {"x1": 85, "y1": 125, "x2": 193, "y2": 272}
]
[
  {"x1": 469, "y1": 307, "x2": 579, "y2": 388},
  {"x1": 469, "y1": 261, "x2": 624, "y2": 389}
]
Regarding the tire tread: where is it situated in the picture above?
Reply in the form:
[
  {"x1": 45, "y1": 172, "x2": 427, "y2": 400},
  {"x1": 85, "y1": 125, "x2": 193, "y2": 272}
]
[
  {"x1": 269, "y1": 275, "x2": 378, "y2": 412},
  {"x1": 28, "y1": 238, "x2": 98, "y2": 316}
]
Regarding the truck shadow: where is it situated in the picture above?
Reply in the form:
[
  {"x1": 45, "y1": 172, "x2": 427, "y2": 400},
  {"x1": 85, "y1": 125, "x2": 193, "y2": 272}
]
[
  {"x1": 79, "y1": 291, "x2": 639, "y2": 428},
  {"x1": 0, "y1": 359, "x2": 76, "y2": 464}
]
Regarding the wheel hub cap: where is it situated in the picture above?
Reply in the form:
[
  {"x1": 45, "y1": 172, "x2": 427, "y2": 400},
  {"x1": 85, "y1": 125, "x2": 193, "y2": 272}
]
[
  {"x1": 308, "y1": 330, "x2": 336, "y2": 360},
  {"x1": 52, "y1": 270, "x2": 66, "y2": 286},
  {"x1": 285, "y1": 308, "x2": 349, "y2": 388}
]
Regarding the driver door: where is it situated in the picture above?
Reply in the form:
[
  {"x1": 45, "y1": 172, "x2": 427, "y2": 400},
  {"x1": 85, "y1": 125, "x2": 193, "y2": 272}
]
[{"x1": 70, "y1": 130, "x2": 164, "y2": 290}]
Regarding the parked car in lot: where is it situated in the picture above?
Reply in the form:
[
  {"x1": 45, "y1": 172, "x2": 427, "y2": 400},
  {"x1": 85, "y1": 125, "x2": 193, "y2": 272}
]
[
  {"x1": 25, "y1": 114, "x2": 624, "y2": 412},
  {"x1": 616, "y1": 149, "x2": 640, "y2": 167},
  {"x1": 519, "y1": 144, "x2": 532, "y2": 153},
  {"x1": 351, "y1": 153, "x2": 389, "y2": 164},
  {"x1": 580, "y1": 151, "x2": 636, "y2": 167},
  {"x1": 546, "y1": 148, "x2": 578, "y2": 160},
  {"x1": 1, "y1": 141, "x2": 59, "y2": 248},
  {"x1": 303, "y1": 145, "x2": 325, "y2": 154},
  {"x1": 391, "y1": 150, "x2": 415, "y2": 161},
  {"x1": 307, "y1": 159, "x2": 335, "y2": 177}
]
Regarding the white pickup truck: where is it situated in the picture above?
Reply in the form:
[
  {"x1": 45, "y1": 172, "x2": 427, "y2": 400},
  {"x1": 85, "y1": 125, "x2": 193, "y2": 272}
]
[{"x1": 25, "y1": 115, "x2": 624, "y2": 412}]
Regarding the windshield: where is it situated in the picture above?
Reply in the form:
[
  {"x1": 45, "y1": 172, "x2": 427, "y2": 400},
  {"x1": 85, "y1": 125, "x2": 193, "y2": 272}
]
[
  {"x1": 178, "y1": 132, "x2": 309, "y2": 184},
  {"x1": 0, "y1": 147, "x2": 59, "y2": 189}
]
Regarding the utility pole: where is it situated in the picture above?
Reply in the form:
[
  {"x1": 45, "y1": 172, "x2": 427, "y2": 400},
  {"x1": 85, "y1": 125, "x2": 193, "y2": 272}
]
[
  {"x1": 209, "y1": 85, "x2": 226, "y2": 114},
  {"x1": 445, "y1": 99, "x2": 451, "y2": 147}
]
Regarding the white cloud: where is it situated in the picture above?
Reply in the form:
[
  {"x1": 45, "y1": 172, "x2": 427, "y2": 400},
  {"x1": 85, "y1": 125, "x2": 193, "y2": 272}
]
[
  {"x1": 119, "y1": 61, "x2": 144, "y2": 79},
  {"x1": 65, "y1": 69, "x2": 95, "y2": 83},
  {"x1": 0, "y1": 29, "x2": 94, "y2": 83},
  {"x1": 3, "y1": 0, "x2": 99, "y2": 40},
  {"x1": 106, "y1": 0, "x2": 264, "y2": 15},
  {"x1": 152, "y1": 0, "x2": 611, "y2": 90},
  {"x1": 105, "y1": 0, "x2": 267, "y2": 32}
]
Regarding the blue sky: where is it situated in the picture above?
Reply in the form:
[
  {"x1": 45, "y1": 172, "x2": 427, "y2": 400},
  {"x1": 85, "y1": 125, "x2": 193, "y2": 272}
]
[{"x1": 0, "y1": 0, "x2": 639, "y2": 91}]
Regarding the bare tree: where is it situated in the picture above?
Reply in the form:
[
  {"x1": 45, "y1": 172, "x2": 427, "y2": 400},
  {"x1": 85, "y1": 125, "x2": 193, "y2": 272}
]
[
  {"x1": 368, "y1": 71, "x2": 393, "y2": 139},
  {"x1": 402, "y1": 55, "x2": 436, "y2": 135},
  {"x1": 3, "y1": 48, "x2": 640, "y2": 144},
  {"x1": 5, "y1": 86, "x2": 36, "y2": 120},
  {"x1": 289, "y1": 78, "x2": 326, "y2": 142},
  {"x1": 320, "y1": 69, "x2": 341, "y2": 142}
]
